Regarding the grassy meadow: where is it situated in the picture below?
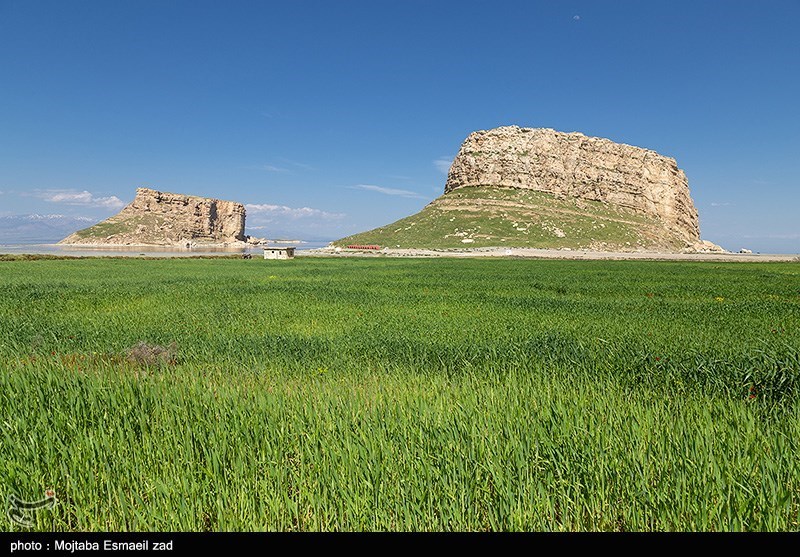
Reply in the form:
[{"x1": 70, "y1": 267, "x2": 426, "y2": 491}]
[{"x1": 1, "y1": 256, "x2": 799, "y2": 531}]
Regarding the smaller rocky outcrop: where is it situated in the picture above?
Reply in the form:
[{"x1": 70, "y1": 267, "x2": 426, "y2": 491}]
[
  {"x1": 683, "y1": 240, "x2": 727, "y2": 254},
  {"x1": 59, "y1": 188, "x2": 248, "y2": 246}
]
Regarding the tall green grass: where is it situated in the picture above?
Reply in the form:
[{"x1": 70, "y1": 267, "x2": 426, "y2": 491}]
[{"x1": 1, "y1": 258, "x2": 798, "y2": 530}]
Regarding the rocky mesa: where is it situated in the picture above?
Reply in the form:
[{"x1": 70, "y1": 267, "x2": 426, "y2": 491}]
[
  {"x1": 335, "y1": 126, "x2": 723, "y2": 252},
  {"x1": 446, "y1": 126, "x2": 700, "y2": 245},
  {"x1": 59, "y1": 188, "x2": 248, "y2": 246}
]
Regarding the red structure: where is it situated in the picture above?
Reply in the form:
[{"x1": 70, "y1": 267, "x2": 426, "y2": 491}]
[{"x1": 346, "y1": 244, "x2": 381, "y2": 250}]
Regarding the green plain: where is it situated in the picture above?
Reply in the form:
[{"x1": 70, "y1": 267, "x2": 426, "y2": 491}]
[{"x1": 1, "y1": 257, "x2": 798, "y2": 531}]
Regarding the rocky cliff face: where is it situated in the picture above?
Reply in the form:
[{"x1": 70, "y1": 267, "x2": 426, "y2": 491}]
[
  {"x1": 445, "y1": 126, "x2": 701, "y2": 245},
  {"x1": 126, "y1": 188, "x2": 246, "y2": 243},
  {"x1": 59, "y1": 188, "x2": 247, "y2": 246}
]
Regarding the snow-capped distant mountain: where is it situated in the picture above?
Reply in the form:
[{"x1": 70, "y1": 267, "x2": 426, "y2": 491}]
[{"x1": 0, "y1": 214, "x2": 96, "y2": 244}]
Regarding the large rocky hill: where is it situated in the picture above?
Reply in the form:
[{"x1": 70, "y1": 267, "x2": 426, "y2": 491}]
[
  {"x1": 59, "y1": 188, "x2": 247, "y2": 246},
  {"x1": 336, "y1": 126, "x2": 722, "y2": 252}
]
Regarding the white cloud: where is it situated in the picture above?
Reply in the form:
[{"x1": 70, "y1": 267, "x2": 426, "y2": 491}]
[
  {"x1": 280, "y1": 158, "x2": 313, "y2": 170},
  {"x1": 434, "y1": 157, "x2": 453, "y2": 175},
  {"x1": 263, "y1": 164, "x2": 289, "y2": 173},
  {"x1": 710, "y1": 202, "x2": 731, "y2": 207},
  {"x1": 245, "y1": 203, "x2": 344, "y2": 220},
  {"x1": 40, "y1": 189, "x2": 126, "y2": 209},
  {"x1": 260, "y1": 159, "x2": 312, "y2": 173},
  {"x1": 349, "y1": 184, "x2": 428, "y2": 199},
  {"x1": 573, "y1": 15, "x2": 581, "y2": 21},
  {"x1": 46, "y1": 191, "x2": 94, "y2": 203}
]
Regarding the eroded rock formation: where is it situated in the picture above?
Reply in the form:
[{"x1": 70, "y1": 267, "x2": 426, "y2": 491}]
[
  {"x1": 59, "y1": 188, "x2": 247, "y2": 246},
  {"x1": 445, "y1": 126, "x2": 702, "y2": 245}
]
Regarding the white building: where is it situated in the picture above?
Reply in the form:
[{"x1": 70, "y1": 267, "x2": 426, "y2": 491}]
[{"x1": 263, "y1": 247, "x2": 295, "y2": 260}]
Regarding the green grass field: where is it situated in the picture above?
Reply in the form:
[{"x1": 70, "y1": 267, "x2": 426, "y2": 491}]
[{"x1": 1, "y1": 257, "x2": 799, "y2": 531}]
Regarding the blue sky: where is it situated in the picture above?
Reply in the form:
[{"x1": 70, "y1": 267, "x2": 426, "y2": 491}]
[{"x1": 1, "y1": 0, "x2": 798, "y2": 251}]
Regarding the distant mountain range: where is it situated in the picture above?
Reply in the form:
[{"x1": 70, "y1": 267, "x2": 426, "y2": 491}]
[{"x1": 0, "y1": 214, "x2": 96, "y2": 244}]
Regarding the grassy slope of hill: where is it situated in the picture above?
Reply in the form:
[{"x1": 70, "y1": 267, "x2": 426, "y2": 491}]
[
  {"x1": 334, "y1": 186, "x2": 686, "y2": 251},
  {"x1": 61, "y1": 211, "x2": 218, "y2": 245},
  {"x1": 62, "y1": 213, "x2": 158, "y2": 243}
]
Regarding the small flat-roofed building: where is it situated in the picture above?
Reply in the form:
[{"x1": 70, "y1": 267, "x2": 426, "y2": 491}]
[{"x1": 263, "y1": 247, "x2": 295, "y2": 260}]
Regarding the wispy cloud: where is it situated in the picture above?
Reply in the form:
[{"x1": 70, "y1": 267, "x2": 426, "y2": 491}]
[
  {"x1": 710, "y1": 202, "x2": 731, "y2": 207},
  {"x1": 349, "y1": 184, "x2": 428, "y2": 199},
  {"x1": 573, "y1": 15, "x2": 581, "y2": 21},
  {"x1": 260, "y1": 159, "x2": 313, "y2": 174},
  {"x1": 39, "y1": 189, "x2": 126, "y2": 209},
  {"x1": 246, "y1": 204, "x2": 344, "y2": 220},
  {"x1": 263, "y1": 164, "x2": 289, "y2": 173},
  {"x1": 279, "y1": 158, "x2": 313, "y2": 171},
  {"x1": 260, "y1": 109, "x2": 289, "y2": 120},
  {"x1": 433, "y1": 157, "x2": 453, "y2": 175}
]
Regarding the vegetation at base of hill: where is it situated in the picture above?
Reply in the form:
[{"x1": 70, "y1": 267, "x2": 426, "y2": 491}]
[
  {"x1": 0, "y1": 254, "x2": 86, "y2": 261},
  {"x1": 334, "y1": 186, "x2": 686, "y2": 251},
  {"x1": 66, "y1": 213, "x2": 175, "y2": 243},
  {"x1": 1, "y1": 257, "x2": 799, "y2": 530},
  {"x1": 0, "y1": 254, "x2": 244, "y2": 261}
]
